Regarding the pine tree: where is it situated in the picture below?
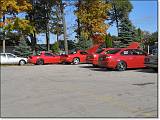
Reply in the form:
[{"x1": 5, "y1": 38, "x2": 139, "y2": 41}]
[
  {"x1": 51, "y1": 42, "x2": 60, "y2": 54},
  {"x1": 13, "y1": 36, "x2": 32, "y2": 57},
  {"x1": 118, "y1": 16, "x2": 134, "y2": 47}
]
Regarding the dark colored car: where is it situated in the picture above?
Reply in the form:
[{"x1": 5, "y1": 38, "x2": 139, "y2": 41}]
[
  {"x1": 98, "y1": 48, "x2": 148, "y2": 71},
  {"x1": 145, "y1": 49, "x2": 158, "y2": 71}
]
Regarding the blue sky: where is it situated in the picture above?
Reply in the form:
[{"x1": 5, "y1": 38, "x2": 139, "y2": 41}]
[{"x1": 37, "y1": 0, "x2": 158, "y2": 44}]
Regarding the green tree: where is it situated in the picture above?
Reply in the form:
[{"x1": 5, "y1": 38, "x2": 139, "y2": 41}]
[
  {"x1": 51, "y1": 41, "x2": 60, "y2": 53},
  {"x1": 118, "y1": 16, "x2": 135, "y2": 47},
  {"x1": 13, "y1": 36, "x2": 32, "y2": 57},
  {"x1": 76, "y1": 36, "x2": 92, "y2": 50},
  {"x1": 105, "y1": 34, "x2": 112, "y2": 48},
  {"x1": 106, "y1": 0, "x2": 133, "y2": 35}
]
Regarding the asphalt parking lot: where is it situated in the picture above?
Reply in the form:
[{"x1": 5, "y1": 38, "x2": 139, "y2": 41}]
[{"x1": 1, "y1": 64, "x2": 158, "y2": 117}]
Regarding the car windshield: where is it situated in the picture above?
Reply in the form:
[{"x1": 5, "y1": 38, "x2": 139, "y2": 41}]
[
  {"x1": 69, "y1": 51, "x2": 77, "y2": 54},
  {"x1": 105, "y1": 49, "x2": 121, "y2": 54},
  {"x1": 96, "y1": 49, "x2": 105, "y2": 54}
]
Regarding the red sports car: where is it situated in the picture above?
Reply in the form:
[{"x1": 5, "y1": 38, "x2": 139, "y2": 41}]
[
  {"x1": 28, "y1": 51, "x2": 61, "y2": 65},
  {"x1": 86, "y1": 48, "x2": 110, "y2": 67},
  {"x1": 60, "y1": 50, "x2": 88, "y2": 64},
  {"x1": 61, "y1": 44, "x2": 105, "y2": 65},
  {"x1": 98, "y1": 48, "x2": 148, "y2": 71}
]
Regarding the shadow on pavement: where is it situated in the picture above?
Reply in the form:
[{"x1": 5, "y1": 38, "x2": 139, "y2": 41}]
[{"x1": 130, "y1": 68, "x2": 158, "y2": 73}]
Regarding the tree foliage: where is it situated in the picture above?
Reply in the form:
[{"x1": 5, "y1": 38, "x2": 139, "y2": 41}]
[
  {"x1": 118, "y1": 15, "x2": 135, "y2": 47},
  {"x1": 13, "y1": 36, "x2": 32, "y2": 57},
  {"x1": 107, "y1": 0, "x2": 133, "y2": 35},
  {"x1": 75, "y1": 0, "x2": 111, "y2": 43}
]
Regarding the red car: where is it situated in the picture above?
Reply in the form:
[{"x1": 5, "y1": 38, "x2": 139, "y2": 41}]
[
  {"x1": 61, "y1": 44, "x2": 105, "y2": 65},
  {"x1": 28, "y1": 51, "x2": 61, "y2": 65},
  {"x1": 86, "y1": 48, "x2": 110, "y2": 67},
  {"x1": 98, "y1": 48, "x2": 148, "y2": 71},
  {"x1": 61, "y1": 50, "x2": 88, "y2": 64}
]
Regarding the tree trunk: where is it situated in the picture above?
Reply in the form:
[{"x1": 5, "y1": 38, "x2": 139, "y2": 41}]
[
  {"x1": 2, "y1": 15, "x2": 5, "y2": 53},
  {"x1": 60, "y1": 1, "x2": 68, "y2": 54},
  {"x1": 113, "y1": 4, "x2": 119, "y2": 36}
]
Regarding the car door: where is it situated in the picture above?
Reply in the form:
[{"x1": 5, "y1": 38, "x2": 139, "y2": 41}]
[
  {"x1": 79, "y1": 51, "x2": 88, "y2": 63},
  {"x1": 6, "y1": 53, "x2": 18, "y2": 64},
  {"x1": 132, "y1": 49, "x2": 146, "y2": 67},
  {"x1": 52, "y1": 54, "x2": 61, "y2": 63},
  {"x1": 0, "y1": 53, "x2": 7, "y2": 64},
  {"x1": 44, "y1": 52, "x2": 55, "y2": 63},
  {"x1": 120, "y1": 49, "x2": 137, "y2": 68}
]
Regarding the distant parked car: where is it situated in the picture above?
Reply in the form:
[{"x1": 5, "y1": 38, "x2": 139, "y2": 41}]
[
  {"x1": 60, "y1": 50, "x2": 88, "y2": 64},
  {"x1": 28, "y1": 51, "x2": 61, "y2": 65},
  {"x1": 144, "y1": 49, "x2": 158, "y2": 71},
  {"x1": 98, "y1": 48, "x2": 148, "y2": 71},
  {"x1": 0, "y1": 53, "x2": 27, "y2": 65}
]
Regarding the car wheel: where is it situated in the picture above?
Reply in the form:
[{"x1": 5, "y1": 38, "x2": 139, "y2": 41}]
[
  {"x1": 19, "y1": 60, "x2": 26, "y2": 65},
  {"x1": 36, "y1": 59, "x2": 44, "y2": 65},
  {"x1": 73, "y1": 58, "x2": 80, "y2": 65},
  {"x1": 116, "y1": 61, "x2": 127, "y2": 71}
]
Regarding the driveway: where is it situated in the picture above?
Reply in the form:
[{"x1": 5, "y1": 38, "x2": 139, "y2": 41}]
[{"x1": 1, "y1": 64, "x2": 158, "y2": 117}]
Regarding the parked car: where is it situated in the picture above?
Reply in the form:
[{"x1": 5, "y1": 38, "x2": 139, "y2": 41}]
[
  {"x1": 98, "y1": 48, "x2": 148, "y2": 71},
  {"x1": 144, "y1": 48, "x2": 158, "y2": 71},
  {"x1": 60, "y1": 50, "x2": 88, "y2": 64},
  {"x1": 61, "y1": 44, "x2": 105, "y2": 65},
  {"x1": 28, "y1": 51, "x2": 61, "y2": 65},
  {"x1": 0, "y1": 53, "x2": 27, "y2": 65},
  {"x1": 86, "y1": 48, "x2": 110, "y2": 67}
]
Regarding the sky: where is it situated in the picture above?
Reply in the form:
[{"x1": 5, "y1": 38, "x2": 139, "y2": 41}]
[{"x1": 37, "y1": 0, "x2": 158, "y2": 44}]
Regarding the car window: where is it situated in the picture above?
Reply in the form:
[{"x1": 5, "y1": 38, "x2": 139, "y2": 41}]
[
  {"x1": 121, "y1": 49, "x2": 133, "y2": 55},
  {"x1": 132, "y1": 49, "x2": 145, "y2": 55},
  {"x1": 80, "y1": 51, "x2": 88, "y2": 55},
  {"x1": 45, "y1": 53, "x2": 53, "y2": 56},
  {"x1": 105, "y1": 49, "x2": 121, "y2": 54},
  {"x1": 96, "y1": 49, "x2": 105, "y2": 54},
  {"x1": 7, "y1": 54, "x2": 16, "y2": 58},
  {"x1": 0, "y1": 54, "x2": 6, "y2": 58}
]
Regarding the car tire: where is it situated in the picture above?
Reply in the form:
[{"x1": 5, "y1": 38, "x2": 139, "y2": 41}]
[
  {"x1": 116, "y1": 61, "x2": 127, "y2": 71},
  {"x1": 36, "y1": 59, "x2": 44, "y2": 65},
  {"x1": 72, "y1": 58, "x2": 80, "y2": 65},
  {"x1": 19, "y1": 60, "x2": 26, "y2": 65}
]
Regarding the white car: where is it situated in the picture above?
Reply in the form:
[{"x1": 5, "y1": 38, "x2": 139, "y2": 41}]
[{"x1": 0, "y1": 53, "x2": 28, "y2": 65}]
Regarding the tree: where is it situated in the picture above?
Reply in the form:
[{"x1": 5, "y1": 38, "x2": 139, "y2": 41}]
[
  {"x1": 13, "y1": 36, "x2": 32, "y2": 57},
  {"x1": 105, "y1": 34, "x2": 112, "y2": 47},
  {"x1": 51, "y1": 41, "x2": 60, "y2": 53},
  {"x1": 75, "y1": 36, "x2": 92, "y2": 50},
  {"x1": 0, "y1": 0, "x2": 32, "y2": 52},
  {"x1": 106, "y1": 0, "x2": 133, "y2": 35},
  {"x1": 75, "y1": 0, "x2": 111, "y2": 44},
  {"x1": 118, "y1": 15, "x2": 135, "y2": 47}
]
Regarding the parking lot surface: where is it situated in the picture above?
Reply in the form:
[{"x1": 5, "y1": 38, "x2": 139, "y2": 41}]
[{"x1": 1, "y1": 64, "x2": 158, "y2": 117}]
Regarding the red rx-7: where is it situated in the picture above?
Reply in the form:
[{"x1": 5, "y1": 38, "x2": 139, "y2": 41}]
[
  {"x1": 98, "y1": 48, "x2": 148, "y2": 71},
  {"x1": 60, "y1": 50, "x2": 88, "y2": 64},
  {"x1": 28, "y1": 51, "x2": 61, "y2": 65}
]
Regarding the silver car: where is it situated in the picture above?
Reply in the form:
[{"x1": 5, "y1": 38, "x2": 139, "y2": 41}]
[{"x1": 0, "y1": 53, "x2": 28, "y2": 65}]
